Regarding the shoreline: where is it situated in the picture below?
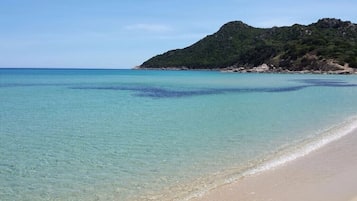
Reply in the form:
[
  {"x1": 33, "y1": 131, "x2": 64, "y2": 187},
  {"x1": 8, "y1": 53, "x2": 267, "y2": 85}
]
[
  {"x1": 192, "y1": 120, "x2": 357, "y2": 201},
  {"x1": 137, "y1": 117, "x2": 357, "y2": 201},
  {"x1": 135, "y1": 65, "x2": 357, "y2": 75}
]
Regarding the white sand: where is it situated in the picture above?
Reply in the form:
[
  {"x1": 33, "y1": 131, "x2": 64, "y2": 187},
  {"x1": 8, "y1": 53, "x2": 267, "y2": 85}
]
[{"x1": 193, "y1": 129, "x2": 357, "y2": 201}]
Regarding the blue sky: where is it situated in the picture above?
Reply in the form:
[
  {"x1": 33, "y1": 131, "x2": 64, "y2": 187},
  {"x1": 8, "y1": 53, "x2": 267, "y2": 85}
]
[{"x1": 1, "y1": 0, "x2": 356, "y2": 68}]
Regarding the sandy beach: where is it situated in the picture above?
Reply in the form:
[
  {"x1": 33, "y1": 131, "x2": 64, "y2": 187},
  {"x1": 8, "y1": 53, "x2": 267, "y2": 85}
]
[{"x1": 194, "y1": 128, "x2": 357, "y2": 201}]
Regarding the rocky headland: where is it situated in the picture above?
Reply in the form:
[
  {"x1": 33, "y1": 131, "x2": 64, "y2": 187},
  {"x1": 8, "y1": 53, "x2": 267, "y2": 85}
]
[{"x1": 138, "y1": 18, "x2": 357, "y2": 74}]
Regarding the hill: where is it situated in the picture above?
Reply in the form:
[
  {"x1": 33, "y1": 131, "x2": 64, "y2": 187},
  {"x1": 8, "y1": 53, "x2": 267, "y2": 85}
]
[{"x1": 139, "y1": 18, "x2": 357, "y2": 73}]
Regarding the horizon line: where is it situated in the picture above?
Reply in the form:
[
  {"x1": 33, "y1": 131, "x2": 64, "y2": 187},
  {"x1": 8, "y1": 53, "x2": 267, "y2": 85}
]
[{"x1": 0, "y1": 67, "x2": 132, "y2": 70}]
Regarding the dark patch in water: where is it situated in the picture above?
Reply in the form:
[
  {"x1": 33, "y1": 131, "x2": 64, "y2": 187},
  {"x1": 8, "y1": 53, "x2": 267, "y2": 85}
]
[
  {"x1": 3, "y1": 78, "x2": 356, "y2": 98},
  {"x1": 70, "y1": 85, "x2": 311, "y2": 98},
  {"x1": 292, "y1": 79, "x2": 357, "y2": 87},
  {"x1": 71, "y1": 86, "x2": 221, "y2": 98},
  {"x1": 71, "y1": 78, "x2": 357, "y2": 98}
]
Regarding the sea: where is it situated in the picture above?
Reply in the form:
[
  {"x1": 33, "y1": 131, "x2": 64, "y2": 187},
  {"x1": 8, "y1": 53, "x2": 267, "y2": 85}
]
[{"x1": 1, "y1": 68, "x2": 357, "y2": 201}]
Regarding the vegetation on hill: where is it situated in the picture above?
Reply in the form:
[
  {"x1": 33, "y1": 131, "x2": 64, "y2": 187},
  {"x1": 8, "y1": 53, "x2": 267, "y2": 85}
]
[{"x1": 139, "y1": 18, "x2": 357, "y2": 71}]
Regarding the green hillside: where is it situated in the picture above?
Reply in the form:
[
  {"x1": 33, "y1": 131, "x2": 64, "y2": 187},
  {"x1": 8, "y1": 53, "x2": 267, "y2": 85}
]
[{"x1": 139, "y1": 18, "x2": 357, "y2": 72}]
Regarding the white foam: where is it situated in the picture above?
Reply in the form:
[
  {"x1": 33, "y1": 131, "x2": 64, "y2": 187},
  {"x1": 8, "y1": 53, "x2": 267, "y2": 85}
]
[
  {"x1": 242, "y1": 116, "x2": 357, "y2": 177},
  {"x1": 178, "y1": 116, "x2": 357, "y2": 201}
]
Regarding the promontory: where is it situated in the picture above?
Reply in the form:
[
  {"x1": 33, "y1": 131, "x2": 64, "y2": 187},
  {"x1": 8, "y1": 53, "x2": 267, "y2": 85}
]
[{"x1": 138, "y1": 18, "x2": 357, "y2": 74}]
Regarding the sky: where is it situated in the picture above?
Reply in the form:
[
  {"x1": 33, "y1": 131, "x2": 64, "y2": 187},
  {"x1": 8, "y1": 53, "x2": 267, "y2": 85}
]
[{"x1": 0, "y1": 0, "x2": 356, "y2": 69}]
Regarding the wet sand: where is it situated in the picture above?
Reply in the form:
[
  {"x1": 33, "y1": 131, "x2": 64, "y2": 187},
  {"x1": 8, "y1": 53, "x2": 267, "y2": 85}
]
[{"x1": 193, "y1": 129, "x2": 357, "y2": 201}]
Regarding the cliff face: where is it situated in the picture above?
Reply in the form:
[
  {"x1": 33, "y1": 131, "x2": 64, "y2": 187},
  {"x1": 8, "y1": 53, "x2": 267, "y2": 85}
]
[{"x1": 139, "y1": 18, "x2": 357, "y2": 72}]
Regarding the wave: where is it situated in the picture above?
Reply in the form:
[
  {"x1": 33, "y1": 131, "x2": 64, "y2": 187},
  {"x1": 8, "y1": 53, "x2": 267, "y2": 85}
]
[
  {"x1": 242, "y1": 115, "x2": 357, "y2": 176},
  {"x1": 181, "y1": 115, "x2": 357, "y2": 201}
]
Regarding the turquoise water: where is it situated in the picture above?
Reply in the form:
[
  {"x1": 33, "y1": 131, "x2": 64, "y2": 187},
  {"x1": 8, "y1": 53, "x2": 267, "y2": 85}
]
[{"x1": 1, "y1": 69, "x2": 357, "y2": 200}]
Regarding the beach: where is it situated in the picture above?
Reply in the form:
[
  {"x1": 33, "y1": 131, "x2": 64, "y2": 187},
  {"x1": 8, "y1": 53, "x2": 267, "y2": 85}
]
[{"x1": 194, "y1": 128, "x2": 357, "y2": 201}]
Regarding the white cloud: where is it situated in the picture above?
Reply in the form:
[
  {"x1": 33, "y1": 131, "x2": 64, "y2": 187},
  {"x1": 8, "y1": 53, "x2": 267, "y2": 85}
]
[
  {"x1": 156, "y1": 33, "x2": 207, "y2": 40},
  {"x1": 124, "y1": 23, "x2": 173, "y2": 33}
]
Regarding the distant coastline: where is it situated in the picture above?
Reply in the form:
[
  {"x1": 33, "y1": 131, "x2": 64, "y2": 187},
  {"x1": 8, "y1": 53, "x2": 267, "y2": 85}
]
[{"x1": 135, "y1": 64, "x2": 357, "y2": 74}]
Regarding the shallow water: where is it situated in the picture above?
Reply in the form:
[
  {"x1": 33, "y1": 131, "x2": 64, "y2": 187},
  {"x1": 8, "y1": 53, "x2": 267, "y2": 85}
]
[{"x1": 1, "y1": 69, "x2": 357, "y2": 200}]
